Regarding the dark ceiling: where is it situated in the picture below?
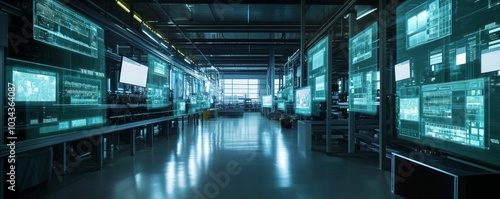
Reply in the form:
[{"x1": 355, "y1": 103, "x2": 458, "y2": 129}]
[{"x1": 85, "y1": 0, "x2": 379, "y2": 73}]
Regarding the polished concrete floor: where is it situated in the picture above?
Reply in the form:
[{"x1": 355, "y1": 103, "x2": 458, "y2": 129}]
[{"x1": 30, "y1": 112, "x2": 403, "y2": 199}]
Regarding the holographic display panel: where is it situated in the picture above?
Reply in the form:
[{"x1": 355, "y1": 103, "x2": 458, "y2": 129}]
[
  {"x1": 307, "y1": 35, "x2": 329, "y2": 102},
  {"x1": 294, "y1": 86, "x2": 312, "y2": 116},
  {"x1": 396, "y1": 0, "x2": 500, "y2": 168},
  {"x1": 33, "y1": 0, "x2": 102, "y2": 58},
  {"x1": 349, "y1": 22, "x2": 379, "y2": 115},
  {"x1": 262, "y1": 95, "x2": 273, "y2": 108},
  {"x1": 13, "y1": 67, "x2": 57, "y2": 102},
  {"x1": 147, "y1": 54, "x2": 170, "y2": 109}
]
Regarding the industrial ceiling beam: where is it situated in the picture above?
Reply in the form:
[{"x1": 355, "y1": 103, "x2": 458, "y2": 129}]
[
  {"x1": 153, "y1": 21, "x2": 322, "y2": 27},
  {"x1": 152, "y1": 23, "x2": 321, "y2": 32},
  {"x1": 196, "y1": 59, "x2": 290, "y2": 64},
  {"x1": 131, "y1": 0, "x2": 377, "y2": 5},
  {"x1": 199, "y1": 58, "x2": 288, "y2": 65},
  {"x1": 169, "y1": 39, "x2": 300, "y2": 43},
  {"x1": 205, "y1": 52, "x2": 289, "y2": 56},
  {"x1": 174, "y1": 44, "x2": 299, "y2": 48},
  {"x1": 199, "y1": 46, "x2": 295, "y2": 50},
  {"x1": 206, "y1": 54, "x2": 285, "y2": 57},
  {"x1": 214, "y1": 63, "x2": 273, "y2": 66},
  {"x1": 157, "y1": 28, "x2": 307, "y2": 33},
  {"x1": 205, "y1": 57, "x2": 287, "y2": 61}
]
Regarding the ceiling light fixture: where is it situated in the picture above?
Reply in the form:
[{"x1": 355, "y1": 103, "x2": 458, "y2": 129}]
[
  {"x1": 160, "y1": 42, "x2": 169, "y2": 49},
  {"x1": 356, "y1": 8, "x2": 377, "y2": 20},
  {"x1": 141, "y1": 28, "x2": 158, "y2": 43},
  {"x1": 116, "y1": 0, "x2": 130, "y2": 13},
  {"x1": 185, "y1": 4, "x2": 192, "y2": 12},
  {"x1": 133, "y1": 13, "x2": 142, "y2": 23}
]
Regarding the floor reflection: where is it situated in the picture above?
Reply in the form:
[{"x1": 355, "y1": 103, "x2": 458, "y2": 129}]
[
  {"x1": 40, "y1": 112, "x2": 400, "y2": 199},
  {"x1": 276, "y1": 133, "x2": 291, "y2": 188}
]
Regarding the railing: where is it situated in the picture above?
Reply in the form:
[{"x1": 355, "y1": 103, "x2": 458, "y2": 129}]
[{"x1": 0, "y1": 111, "x2": 202, "y2": 157}]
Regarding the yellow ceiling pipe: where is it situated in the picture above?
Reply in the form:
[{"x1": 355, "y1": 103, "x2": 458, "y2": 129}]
[{"x1": 116, "y1": 0, "x2": 130, "y2": 13}]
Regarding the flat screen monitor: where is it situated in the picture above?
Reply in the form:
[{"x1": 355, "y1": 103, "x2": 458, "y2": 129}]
[
  {"x1": 395, "y1": 60, "x2": 411, "y2": 81},
  {"x1": 262, "y1": 95, "x2": 273, "y2": 108},
  {"x1": 295, "y1": 86, "x2": 312, "y2": 116},
  {"x1": 119, "y1": 56, "x2": 148, "y2": 87},
  {"x1": 481, "y1": 47, "x2": 500, "y2": 73},
  {"x1": 278, "y1": 102, "x2": 285, "y2": 111},
  {"x1": 396, "y1": 0, "x2": 500, "y2": 169},
  {"x1": 13, "y1": 67, "x2": 57, "y2": 102}
]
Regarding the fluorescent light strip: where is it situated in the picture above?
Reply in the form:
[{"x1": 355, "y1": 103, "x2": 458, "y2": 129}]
[
  {"x1": 141, "y1": 29, "x2": 158, "y2": 43},
  {"x1": 490, "y1": 43, "x2": 500, "y2": 49},
  {"x1": 160, "y1": 43, "x2": 169, "y2": 49},
  {"x1": 489, "y1": 26, "x2": 500, "y2": 34},
  {"x1": 356, "y1": 8, "x2": 377, "y2": 20},
  {"x1": 116, "y1": 0, "x2": 130, "y2": 13},
  {"x1": 133, "y1": 13, "x2": 142, "y2": 23},
  {"x1": 489, "y1": 39, "x2": 500, "y2": 46}
]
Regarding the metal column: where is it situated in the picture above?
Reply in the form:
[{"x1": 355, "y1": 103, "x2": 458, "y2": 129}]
[
  {"x1": 326, "y1": 31, "x2": 333, "y2": 154},
  {"x1": 166, "y1": 121, "x2": 171, "y2": 138},
  {"x1": 95, "y1": 135, "x2": 103, "y2": 170},
  {"x1": 130, "y1": 128, "x2": 136, "y2": 156},
  {"x1": 270, "y1": 48, "x2": 275, "y2": 97},
  {"x1": 176, "y1": 117, "x2": 180, "y2": 134},
  {"x1": 347, "y1": 9, "x2": 358, "y2": 153},
  {"x1": 147, "y1": 124, "x2": 154, "y2": 147},
  {"x1": 378, "y1": 0, "x2": 389, "y2": 170},
  {"x1": 58, "y1": 143, "x2": 67, "y2": 174},
  {"x1": 300, "y1": 0, "x2": 306, "y2": 88}
]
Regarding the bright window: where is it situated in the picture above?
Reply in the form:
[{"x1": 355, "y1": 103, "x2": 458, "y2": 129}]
[{"x1": 223, "y1": 79, "x2": 261, "y2": 100}]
